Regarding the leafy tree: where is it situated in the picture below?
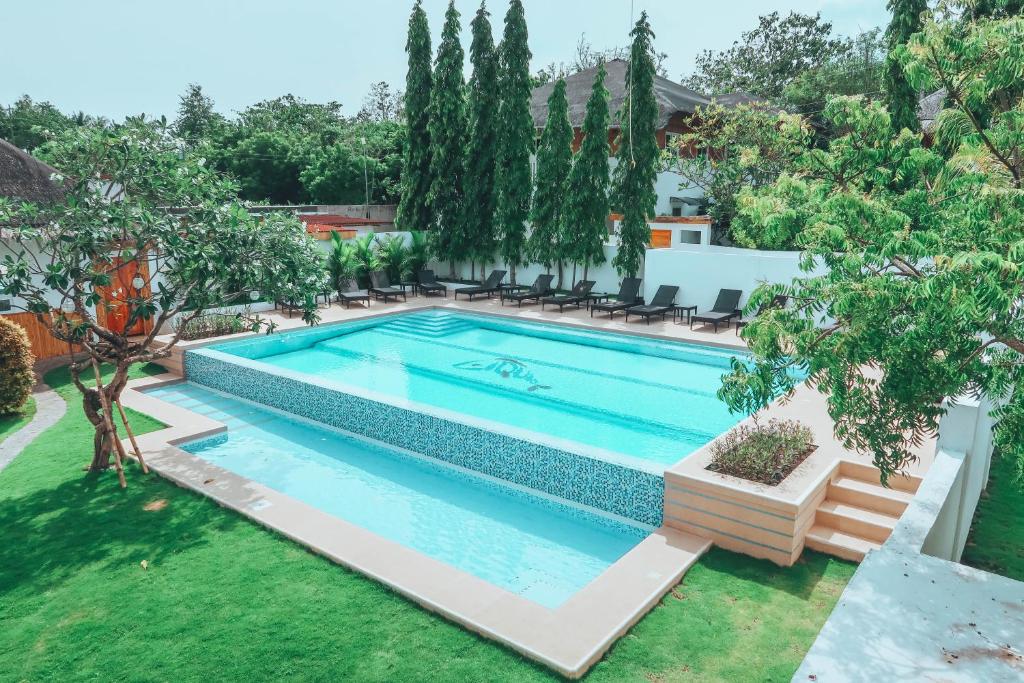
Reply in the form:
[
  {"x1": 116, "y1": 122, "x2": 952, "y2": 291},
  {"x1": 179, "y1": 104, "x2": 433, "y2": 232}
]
[
  {"x1": 0, "y1": 95, "x2": 77, "y2": 151},
  {"x1": 235, "y1": 95, "x2": 345, "y2": 143},
  {"x1": 462, "y1": 1, "x2": 500, "y2": 279},
  {"x1": 172, "y1": 83, "x2": 224, "y2": 147},
  {"x1": 357, "y1": 81, "x2": 404, "y2": 122},
  {"x1": 0, "y1": 120, "x2": 326, "y2": 483},
  {"x1": 883, "y1": 0, "x2": 928, "y2": 132},
  {"x1": 427, "y1": 1, "x2": 468, "y2": 274},
  {"x1": 300, "y1": 121, "x2": 404, "y2": 205},
  {"x1": 720, "y1": 15, "x2": 1024, "y2": 481},
  {"x1": 611, "y1": 12, "x2": 659, "y2": 279},
  {"x1": 562, "y1": 62, "x2": 611, "y2": 281},
  {"x1": 494, "y1": 0, "x2": 533, "y2": 284},
  {"x1": 216, "y1": 129, "x2": 312, "y2": 204},
  {"x1": 684, "y1": 12, "x2": 851, "y2": 100},
  {"x1": 668, "y1": 103, "x2": 810, "y2": 246},
  {"x1": 528, "y1": 79, "x2": 573, "y2": 285},
  {"x1": 396, "y1": 0, "x2": 433, "y2": 233}
]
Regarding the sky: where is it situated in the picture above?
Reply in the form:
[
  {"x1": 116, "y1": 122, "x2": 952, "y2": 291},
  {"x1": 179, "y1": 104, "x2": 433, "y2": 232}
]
[{"x1": 2, "y1": 0, "x2": 889, "y2": 121}]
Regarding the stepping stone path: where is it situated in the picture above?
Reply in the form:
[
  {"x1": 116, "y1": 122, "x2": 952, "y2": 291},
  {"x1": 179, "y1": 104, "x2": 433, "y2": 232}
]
[{"x1": 0, "y1": 381, "x2": 66, "y2": 472}]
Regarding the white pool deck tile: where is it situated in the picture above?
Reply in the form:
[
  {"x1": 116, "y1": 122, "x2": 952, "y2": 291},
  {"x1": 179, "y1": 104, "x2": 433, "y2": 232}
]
[{"x1": 121, "y1": 373, "x2": 711, "y2": 678}]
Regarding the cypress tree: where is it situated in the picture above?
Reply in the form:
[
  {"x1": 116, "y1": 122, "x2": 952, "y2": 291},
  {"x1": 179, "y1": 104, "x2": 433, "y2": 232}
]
[
  {"x1": 463, "y1": 1, "x2": 499, "y2": 280},
  {"x1": 563, "y1": 62, "x2": 610, "y2": 282},
  {"x1": 528, "y1": 78, "x2": 573, "y2": 286},
  {"x1": 396, "y1": 0, "x2": 432, "y2": 233},
  {"x1": 611, "y1": 12, "x2": 659, "y2": 279},
  {"x1": 884, "y1": 0, "x2": 927, "y2": 133},
  {"x1": 427, "y1": 1, "x2": 468, "y2": 275},
  {"x1": 494, "y1": 0, "x2": 533, "y2": 284}
]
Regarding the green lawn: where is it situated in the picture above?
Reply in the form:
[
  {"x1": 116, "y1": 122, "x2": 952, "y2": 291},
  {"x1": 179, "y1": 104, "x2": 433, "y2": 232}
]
[
  {"x1": 0, "y1": 396, "x2": 36, "y2": 445},
  {"x1": 0, "y1": 364, "x2": 855, "y2": 682},
  {"x1": 962, "y1": 452, "x2": 1024, "y2": 581}
]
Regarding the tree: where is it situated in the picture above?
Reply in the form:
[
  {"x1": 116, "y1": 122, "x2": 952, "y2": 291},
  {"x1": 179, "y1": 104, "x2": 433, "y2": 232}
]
[
  {"x1": 396, "y1": 0, "x2": 433, "y2": 234},
  {"x1": 0, "y1": 120, "x2": 326, "y2": 484},
  {"x1": 172, "y1": 83, "x2": 224, "y2": 147},
  {"x1": 494, "y1": 0, "x2": 533, "y2": 284},
  {"x1": 684, "y1": 12, "x2": 851, "y2": 100},
  {"x1": 300, "y1": 121, "x2": 405, "y2": 205},
  {"x1": 562, "y1": 62, "x2": 611, "y2": 282},
  {"x1": 611, "y1": 12, "x2": 659, "y2": 279},
  {"x1": 462, "y1": 1, "x2": 500, "y2": 280},
  {"x1": 719, "y1": 15, "x2": 1024, "y2": 481},
  {"x1": 357, "y1": 81, "x2": 403, "y2": 122},
  {"x1": 668, "y1": 103, "x2": 810, "y2": 246},
  {"x1": 883, "y1": 0, "x2": 927, "y2": 132},
  {"x1": 528, "y1": 79, "x2": 573, "y2": 285},
  {"x1": 427, "y1": 1, "x2": 468, "y2": 275},
  {"x1": 0, "y1": 96, "x2": 77, "y2": 151}
]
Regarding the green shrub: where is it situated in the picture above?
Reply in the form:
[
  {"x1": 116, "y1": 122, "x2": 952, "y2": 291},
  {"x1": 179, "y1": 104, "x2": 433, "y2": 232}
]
[
  {"x1": 172, "y1": 310, "x2": 252, "y2": 342},
  {"x1": 0, "y1": 316, "x2": 36, "y2": 415},
  {"x1": 707, "y1": 419, "x2": 814, "y2": 485}
]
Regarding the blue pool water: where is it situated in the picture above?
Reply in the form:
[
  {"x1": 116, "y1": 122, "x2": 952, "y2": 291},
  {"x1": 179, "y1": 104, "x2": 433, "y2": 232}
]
[
  {"x1": 147, "y1": 382, "x2": 647, "y2": 608},
  {"x1": 211, "y1": 310, "x2": 746, "y2": 465}
]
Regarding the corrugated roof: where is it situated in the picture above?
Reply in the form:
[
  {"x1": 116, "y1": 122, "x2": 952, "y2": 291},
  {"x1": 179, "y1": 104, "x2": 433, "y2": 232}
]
[{"x1": 531, "y1": 59, "x2": 710, "y2": 130}]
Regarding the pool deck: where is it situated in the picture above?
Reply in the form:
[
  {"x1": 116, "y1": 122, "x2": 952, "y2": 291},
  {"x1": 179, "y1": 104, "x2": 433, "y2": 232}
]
[{"x1": 120, "y1": 372, "x2": 709, "y2": 678}]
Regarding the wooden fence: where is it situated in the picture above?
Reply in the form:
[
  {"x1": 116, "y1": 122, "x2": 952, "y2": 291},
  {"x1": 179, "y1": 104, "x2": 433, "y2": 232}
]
[{"x1": 1, "y1": 312, "x2": 76, "y2": 361}]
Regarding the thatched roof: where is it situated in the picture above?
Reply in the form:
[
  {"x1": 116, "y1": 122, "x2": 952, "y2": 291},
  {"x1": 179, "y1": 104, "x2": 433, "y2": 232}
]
[
  {"x1": 531, "y1": 58, "x2": 711, "y2": 130},
  {"x1": 0, "y1": 137, "x2": 66, "y2": 204}
]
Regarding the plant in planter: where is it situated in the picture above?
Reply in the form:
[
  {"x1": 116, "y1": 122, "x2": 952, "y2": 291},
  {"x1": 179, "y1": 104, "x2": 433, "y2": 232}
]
[
  {"x1": 375, "y1": 233, "x2": 409, "y2": 283},
  {"x1": 350, "y1": 233, "x2": 379, "y2": 287},
  {"x1": 403, "y1": 230, "x2": 431, "y2": 280},
  {"x1": 707, "y1": 419, "x2": 815, "y2": 485},
  {"x1": 0, "y1": 316, "x2": 35, "y2": 415},
  {"x1": 327, "y1": 231, "x2": 359, "y2": 295},
  {"x1": 171, "y1": 308, "x2": 256, "y2": 342}
]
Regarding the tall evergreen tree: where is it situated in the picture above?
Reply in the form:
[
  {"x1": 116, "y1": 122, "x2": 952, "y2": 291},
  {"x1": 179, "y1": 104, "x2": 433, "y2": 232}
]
[
  {"x1": 462, "y1": 2, "x2": 499, "y2": 280},
  {"x1": 495, "y1": 0, "x2": 533, "y2": 284},
  {"x1": 563, "y1": 62, "x2": 611, "y2": 282},
  {"x1": 396, "y1": 0, "x2": 432, "y2": 233},
  {"x1": 528, "y1": 78, "x2": 573, "y2": 286},
  {"x1": 883, "y1": 0, "x2": 927, "y2": 133},
  {"x1": 427, "y1": 1, "x2": 468, "y2": 274},
  {"x1": 611, "y1": 12, "x2": 659, "y2": 279}
]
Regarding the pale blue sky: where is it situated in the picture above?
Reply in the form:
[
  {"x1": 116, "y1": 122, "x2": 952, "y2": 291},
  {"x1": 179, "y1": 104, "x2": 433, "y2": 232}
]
[{"x1": 2, "y1": 0, "x2": 889, "y2": 120}]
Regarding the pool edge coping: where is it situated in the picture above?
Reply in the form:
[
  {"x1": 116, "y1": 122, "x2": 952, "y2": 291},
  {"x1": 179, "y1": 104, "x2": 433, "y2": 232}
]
[{"x1": 121, "y1": 373, "x2": 711, "y2": 679}]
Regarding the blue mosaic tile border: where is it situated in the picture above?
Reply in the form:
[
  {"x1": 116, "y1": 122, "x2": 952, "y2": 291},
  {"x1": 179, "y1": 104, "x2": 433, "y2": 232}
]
[{"x1": 184, "y1": 349, "x2": 665, "y2": 526}]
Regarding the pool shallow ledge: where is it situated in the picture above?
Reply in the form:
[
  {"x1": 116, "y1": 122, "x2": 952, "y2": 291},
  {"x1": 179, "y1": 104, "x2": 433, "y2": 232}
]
[
  {"x1": 184, "y1": 345, "x2": 667, "y2": 526},
  {"x1": 120, "y1": 373, "x2": 711, "y2": 679}
]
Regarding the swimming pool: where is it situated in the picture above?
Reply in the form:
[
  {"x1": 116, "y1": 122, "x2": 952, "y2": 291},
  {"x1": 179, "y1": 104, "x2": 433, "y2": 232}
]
[
  {"x1": 206, "y1": 310, "x2": 746, "y2": 465},
  {"x1": 147, "y1": 382, "x2": 647, "y2": 608}
]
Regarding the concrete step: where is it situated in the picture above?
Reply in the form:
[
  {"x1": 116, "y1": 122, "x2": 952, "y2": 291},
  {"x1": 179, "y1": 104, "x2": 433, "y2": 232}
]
[
  {"x1": 838, "y1": 460, "x2": 922, "y2": 494},
  {"x1": 815, "y1": 500, "x2": 899, "y2": 544},
  {"x1": 805, "y1": 524, "x2": 881, "y2": 562},
  {"x1": 828, "y1": 476, "x2": 914, "y2": 517}
]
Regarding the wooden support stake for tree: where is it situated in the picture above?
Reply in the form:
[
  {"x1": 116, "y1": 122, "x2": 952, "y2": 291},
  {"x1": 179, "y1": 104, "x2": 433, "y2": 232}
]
[
  {"x1": 91, "y1": 361, "x2": 128, "y2": 489},
  {"x1": 115, "y1": 399, "x2": 149, "y2": 474}
]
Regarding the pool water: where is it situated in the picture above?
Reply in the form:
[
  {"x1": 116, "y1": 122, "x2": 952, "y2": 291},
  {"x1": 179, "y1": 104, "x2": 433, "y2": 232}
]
[
  {"x1": 147, "y1": 382, "x2": 647, "y2": 608},
  {"x1": 214, "y1": 310, "x2": 746, "y2": 465}
]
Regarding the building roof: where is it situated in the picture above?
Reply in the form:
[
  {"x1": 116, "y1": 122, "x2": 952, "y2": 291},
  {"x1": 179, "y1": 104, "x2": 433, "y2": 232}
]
[
  {"x1": 0, "y1": 137, "x2": 66, "y2": 204},
  {"x1": 531, "y1": 59, "x2": 711, "y2": 130},
  {"x1": 298, "y1": 213, "x2": 390, "y2": 235},
  {"x1": 918, "y1": 88, "x2": 947, "y2": 132}
]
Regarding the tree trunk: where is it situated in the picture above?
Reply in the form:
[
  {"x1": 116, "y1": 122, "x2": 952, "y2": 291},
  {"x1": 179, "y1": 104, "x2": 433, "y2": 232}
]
[
  {"x1": 556, "y1": 261, "x2": 564, "y2": 290},
  {"x1": 582, "y1": 261, "x2": 589, "y2": 282},
  {"x1": 449, "y1": 259, "x2": 456, "y2": 280},
  {"x1": 78, "y1": 361, "x2": 132, "y2": 481},
  {"x1": 510, "y1": 263, "x2": 517, "y2": 285},
  {"x1": 471, "y1": 261, "x2": 476, "y2": 281}
]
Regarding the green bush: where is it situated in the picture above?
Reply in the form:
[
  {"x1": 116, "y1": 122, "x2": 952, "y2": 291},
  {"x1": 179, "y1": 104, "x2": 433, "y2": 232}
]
[
  {"x1": 707, "y1": 419, "x2": 814, "y2": 485},
  {"x1": 0, "y1": 316, "x2": 35, "y2": 415}
]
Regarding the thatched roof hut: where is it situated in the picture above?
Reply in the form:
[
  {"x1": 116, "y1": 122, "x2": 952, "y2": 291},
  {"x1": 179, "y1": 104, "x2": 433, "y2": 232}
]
[{"x1": 0, "y1": 137, "x2": 66, "y2": 204}]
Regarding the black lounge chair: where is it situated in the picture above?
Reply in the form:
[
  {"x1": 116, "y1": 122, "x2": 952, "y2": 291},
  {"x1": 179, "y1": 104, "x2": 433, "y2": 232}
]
[
  {"x1": 691, "y1": 288, "x2": 743, "y2": 332},
  {"x1": 417, "y1": 269, "x2": 447, "y2": 297},
  {"x1": 625, "y1": 285, "x2": 679, "y2": 324},
  {"x1": 337, "y1": 278, "x2": 371, "y2": 309},
  {"x1": 590, "y1": 278, "x2": 643, "y2": 319},
  {"x1": 369, "y1": 271, "x2": 407, "y2": 303},
  {"x1": 541, "y1": 280, "x2": 595, "y2": 312},
  {"x1": 503, "y1": 274, "x2": 555, "y2": 307},
  {"x1": 454, "y1": 269, "x2": 506, "y2": 300},
  {"x1": 735, "y1": 294, "x2": 788, "y2": 335}
]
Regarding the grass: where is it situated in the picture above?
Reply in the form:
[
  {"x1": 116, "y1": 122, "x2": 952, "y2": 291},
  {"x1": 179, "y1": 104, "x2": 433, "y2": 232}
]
[
  {"x1": 0, "y1": 396, "x2": 36, "y2": 446},
  {"x1": 0, "y1": 364, "x2": 856, "y2": 682},
  {"x1": 962, "y1": 452, "x2": 1024, "y2": 581}
]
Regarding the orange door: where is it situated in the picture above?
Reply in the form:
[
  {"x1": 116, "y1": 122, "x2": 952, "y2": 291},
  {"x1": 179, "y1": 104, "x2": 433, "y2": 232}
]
[{"x1": 96, "y1": 257, "x2": 152, "y2": 336}]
